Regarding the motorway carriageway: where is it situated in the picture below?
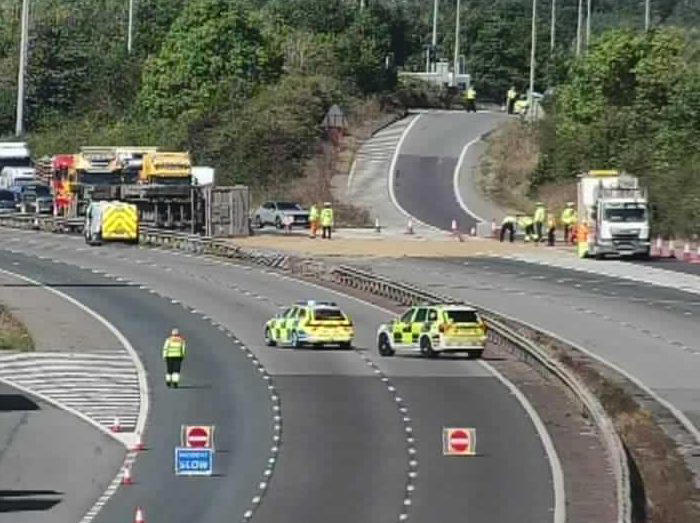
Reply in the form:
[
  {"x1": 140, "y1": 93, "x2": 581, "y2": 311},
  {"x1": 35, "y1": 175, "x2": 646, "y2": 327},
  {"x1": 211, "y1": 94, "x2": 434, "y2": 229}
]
[
  {"x1": 387, "y1": 110, "x2": 700, "y2": 436},
  {"x1": 0, "y1": 229, "x2": 554, "y2": 522}
]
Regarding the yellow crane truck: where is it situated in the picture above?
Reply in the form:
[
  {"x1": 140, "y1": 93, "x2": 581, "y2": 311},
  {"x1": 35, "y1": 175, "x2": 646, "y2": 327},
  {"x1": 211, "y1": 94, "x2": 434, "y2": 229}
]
[{"x1": 140, "y1": 152, "x2": 192, "y2": 184}]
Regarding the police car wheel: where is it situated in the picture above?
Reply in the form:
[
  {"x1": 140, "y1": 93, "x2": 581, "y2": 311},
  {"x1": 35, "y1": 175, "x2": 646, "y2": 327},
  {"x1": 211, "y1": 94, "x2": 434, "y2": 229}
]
[
  {"x1": 339, "y1": 341, "x2": 352, "y2": 350},
  {"x1": 255, "y1": 215, "x2": 264, "y2": 229},
  {"x1": 420, "y1": 337, "x2": 437, "y2": 359},
  {"x1": 377, "y1": 334, "x2": 394, "y2": 357},
  {"x1": 264, "y1": 327, "x2": 276, "y2": 347},
  {"x1": 467, "y1": 349, "x2": 483, "y2": 360},
  {"x1": 291, "y1": 331, "x2": 302, "y2": 348}
]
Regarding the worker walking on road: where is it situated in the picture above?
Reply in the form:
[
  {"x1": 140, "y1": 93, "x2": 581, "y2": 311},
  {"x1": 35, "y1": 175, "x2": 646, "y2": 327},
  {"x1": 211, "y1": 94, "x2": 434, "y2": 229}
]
[
  {"x1": 163, "y1": 328, "x2": 186, "y2": 388},
  {"x1": 518, "y1": 214, "x2": 534, "y2": 242},
  {"x1": 506, "y1": 86, "x2": 517, "y2": 114},
  {"x1": 320, "y1": 202, "x2": 334, "y2": 240},
  {"x1": 309, "y1": 203, "x2": 319, "y2": 239},
  {"x1": 560, "y1": 202, "x2": 576, "y2": 245},
  {"x1": 547, "y1": 212, "x2": 557, "y2": 247},
  {"x1": 465, "y1": 87, "x2": 477, "y2": 113},
  {"x1": 500, "y1": 215, "x2": 516, "y2": 243},
  {"x1": 533, "y1": 202, "x2": 547, "y2": 242}
]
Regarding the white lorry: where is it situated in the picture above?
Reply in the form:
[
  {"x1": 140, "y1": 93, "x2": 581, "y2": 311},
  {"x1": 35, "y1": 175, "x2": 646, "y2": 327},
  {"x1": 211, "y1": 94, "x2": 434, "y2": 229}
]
[
  {"x1": 0, "y1": 142, "x2": 31, "y2": 173},
  {"x1": 578, "y1": 170, "x2": 650, "y2": 259}
]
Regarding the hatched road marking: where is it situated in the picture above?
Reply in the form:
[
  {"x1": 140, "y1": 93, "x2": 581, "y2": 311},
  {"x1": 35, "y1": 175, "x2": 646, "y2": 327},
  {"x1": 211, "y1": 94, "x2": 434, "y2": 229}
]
[{"x1": 0, "y1": 351, "x2": 140, "y2": 432}]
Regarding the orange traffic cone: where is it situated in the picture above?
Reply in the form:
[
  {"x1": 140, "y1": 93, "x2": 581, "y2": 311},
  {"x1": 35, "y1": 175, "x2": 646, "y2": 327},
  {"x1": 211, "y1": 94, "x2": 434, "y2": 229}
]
[
  {"x1": 111, "y1": 416, "x2": 121, "y2": 432},
  {"x1": 132, "y1": 432, "x2": 145, "y2": 451},
  {"x1": 134, "y1": 506, "x2": 145, "y2": 523},
  {"x1": 122, "y1": 466, "x2": 133, "y2": 485}
]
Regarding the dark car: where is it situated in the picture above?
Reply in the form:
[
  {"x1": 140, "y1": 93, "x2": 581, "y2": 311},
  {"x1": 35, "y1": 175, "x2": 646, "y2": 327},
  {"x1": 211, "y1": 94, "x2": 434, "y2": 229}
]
[
  {"x1": 0, "y1": 189, "x2": 17, "y2": 213},
  {"x1": 13, "y1": 183, "x2": 53, "y2": 214}
]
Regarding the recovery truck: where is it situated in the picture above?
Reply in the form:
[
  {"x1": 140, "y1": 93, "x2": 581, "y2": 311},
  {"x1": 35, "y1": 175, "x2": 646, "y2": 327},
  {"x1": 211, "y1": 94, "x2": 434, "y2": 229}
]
[{"x1": 578, "y1": 170, "x2": 650, "y2": 259}]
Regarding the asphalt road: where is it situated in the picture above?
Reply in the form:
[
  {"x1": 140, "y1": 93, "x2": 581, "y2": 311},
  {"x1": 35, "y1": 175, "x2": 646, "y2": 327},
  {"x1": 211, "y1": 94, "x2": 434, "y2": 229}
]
[
  {"x1": 0, "y1": 231, "x2": 556, "y2": 522},
  {"x1": 363, "y1": 256, "x2": 700, "y2": 434},
  {"x1": 0, "y1": 383, "x2": 123, "y2": 523},
  {"x1": 393, "y1": 112, "x2": 508, "y2": 232},
  {"x1": 0, "y1": 249, "x2": 272, "y2": 523}
]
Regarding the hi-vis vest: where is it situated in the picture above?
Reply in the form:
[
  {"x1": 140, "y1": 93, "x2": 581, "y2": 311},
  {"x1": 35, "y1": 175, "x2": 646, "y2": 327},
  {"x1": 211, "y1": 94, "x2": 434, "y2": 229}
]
[
  {"x1": 533, "y1": 206, "x2": 546, "y2": 223},
  {"x1": 561, "y1": 208, "x2": 576, "y2": 225},
  {"x1": 320, "y1": 207, "x2": 334, "y2": 227},
  {"x1": 507, "y1": 89, "x2": 517, "y2": 100},
  {"x1": 163, "y1": 336, "x2": 186, "y2": 359},
  {"x1": 309, "y1": 205, "x2": 319, "y2": 221}
]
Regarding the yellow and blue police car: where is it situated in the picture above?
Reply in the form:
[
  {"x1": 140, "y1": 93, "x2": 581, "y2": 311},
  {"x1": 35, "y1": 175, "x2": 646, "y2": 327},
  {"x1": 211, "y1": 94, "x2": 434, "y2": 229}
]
[
  {"x1": 264, "y1": 301, "x2": 354, "y2": 349},
  {"x1": 376, "y1": 304, "x2": 487, "y2": 359}
]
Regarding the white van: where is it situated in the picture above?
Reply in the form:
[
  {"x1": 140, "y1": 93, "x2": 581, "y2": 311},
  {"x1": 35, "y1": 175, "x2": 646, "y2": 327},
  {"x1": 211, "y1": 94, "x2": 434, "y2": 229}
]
[{"x1": 0, "y1": 167, "x2": 37, "y2": 189}]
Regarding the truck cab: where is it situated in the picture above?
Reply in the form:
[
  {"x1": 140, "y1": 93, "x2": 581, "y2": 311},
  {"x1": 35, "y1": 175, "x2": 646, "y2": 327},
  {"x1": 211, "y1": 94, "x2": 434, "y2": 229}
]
[{"x1": 578, "y1": 170, "x2": 650, "y2": 258}]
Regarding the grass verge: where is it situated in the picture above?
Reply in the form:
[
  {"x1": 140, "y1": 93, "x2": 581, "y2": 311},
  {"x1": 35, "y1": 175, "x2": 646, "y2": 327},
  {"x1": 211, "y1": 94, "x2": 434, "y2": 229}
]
[{"x1": 0, "y1": 304, "x2": 34, "y2": 352}]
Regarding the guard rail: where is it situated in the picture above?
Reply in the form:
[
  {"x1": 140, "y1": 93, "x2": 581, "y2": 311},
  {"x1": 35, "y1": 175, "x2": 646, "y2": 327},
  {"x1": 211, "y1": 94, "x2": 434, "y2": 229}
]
[
  {"x1": 329, "y1": 265, "x2": 631, "y2": 523},
  {"x1": 0, "y1": 212, "x2": 632, "y2": 521}
]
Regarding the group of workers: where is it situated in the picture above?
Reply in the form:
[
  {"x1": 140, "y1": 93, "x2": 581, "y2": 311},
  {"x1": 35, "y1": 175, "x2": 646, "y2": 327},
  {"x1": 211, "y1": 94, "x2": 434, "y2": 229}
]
[
  {"x1": 462, "y1": 85, "x2": 520, "y2": 114},
  {"x1": 499, "y1": 202, "x2": 578, "y2": 246},
  {"x1": 308, "y1": 202, "x2": 335, "y2": 239}
]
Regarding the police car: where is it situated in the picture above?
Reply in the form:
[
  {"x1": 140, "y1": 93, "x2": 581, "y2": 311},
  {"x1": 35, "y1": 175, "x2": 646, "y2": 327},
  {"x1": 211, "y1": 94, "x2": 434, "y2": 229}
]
[
  {"x1": 264, "y1": 301, "x2": 354, "y2": 349},
  {"x1": 376, "y1": 304, "x2": 487, "y2": 359}
]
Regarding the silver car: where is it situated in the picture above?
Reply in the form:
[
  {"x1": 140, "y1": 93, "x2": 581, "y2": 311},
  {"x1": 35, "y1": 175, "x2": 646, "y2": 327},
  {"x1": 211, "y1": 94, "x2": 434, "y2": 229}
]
[{"x1": 253, "y1": 201, "x2": 310, "y2": 229}]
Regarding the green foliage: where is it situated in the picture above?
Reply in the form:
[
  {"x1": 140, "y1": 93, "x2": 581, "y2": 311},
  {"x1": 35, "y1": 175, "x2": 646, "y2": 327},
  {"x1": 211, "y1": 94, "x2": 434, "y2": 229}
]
[
  {"x1": 199, "y1": 74, "x2": 345, "y2": 189},
  {"x1": 137, "y1": 0, "x2": 279, "y2": 120},
  {"x1": 538, "y1": 27, "x2": 700, "y2": 237}
]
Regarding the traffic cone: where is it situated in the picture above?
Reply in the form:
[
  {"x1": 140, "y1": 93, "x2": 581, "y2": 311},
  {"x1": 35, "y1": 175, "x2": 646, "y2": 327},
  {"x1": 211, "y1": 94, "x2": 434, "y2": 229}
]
[
  {"x1": 111, "y1": 416, "x2": 121, "y2": 432},
  {"x1": 122, "y1": 465, "x2": 133, "y2": 485},
  {"x1": 132, "y1": 432, "x2": 145, "y2": 451},
  {"x1": 683, "y1": 243, "x2": 691, "y2": 261},
  {"x1": 134, "y1": 506, "x2": 145, "y2": 523},
  {"x1": 406, "y1": 219, "x2": 414, "y2": 235}
]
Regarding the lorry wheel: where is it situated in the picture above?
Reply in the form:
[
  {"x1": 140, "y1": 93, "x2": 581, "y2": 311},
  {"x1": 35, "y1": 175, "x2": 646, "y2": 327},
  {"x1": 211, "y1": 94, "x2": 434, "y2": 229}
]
[
  {"x1": 264, "y1": 327, "x2": 276, "y2": 347},
  {"x1": 420, "y1": 337, "x2": 438, "y2": 359},
  {"x1": 467, "y1": 349, "x2": 484, "y2": 360},
  {"x1": 377, "y1": 334, "x2": 394, "y2": 357}
]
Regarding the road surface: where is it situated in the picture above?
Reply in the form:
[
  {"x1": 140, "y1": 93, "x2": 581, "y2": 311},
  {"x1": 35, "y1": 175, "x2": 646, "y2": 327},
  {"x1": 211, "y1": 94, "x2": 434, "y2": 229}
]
[{"x1": 0, "y1": 230, "x2": 556, "y2": 522}]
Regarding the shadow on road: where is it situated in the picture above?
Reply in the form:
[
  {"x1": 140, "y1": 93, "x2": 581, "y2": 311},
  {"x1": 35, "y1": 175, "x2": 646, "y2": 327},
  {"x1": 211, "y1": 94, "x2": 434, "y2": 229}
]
[
  {"x1": 0, "y1": 490, "x2": 62, "y2": 513},
  {"x1": 0, "y1": 394, "x2": 39, "y2": 412}
]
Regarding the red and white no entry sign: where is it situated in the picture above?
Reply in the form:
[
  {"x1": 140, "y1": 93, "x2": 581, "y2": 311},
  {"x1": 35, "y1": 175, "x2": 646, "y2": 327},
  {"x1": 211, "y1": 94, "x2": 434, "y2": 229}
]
[
  {"x1": 182, "y1": 425, "x2": 215, "y2": 449},
  {"x1": 443, "y1": 427, "x2": 476, "y2": 456}
]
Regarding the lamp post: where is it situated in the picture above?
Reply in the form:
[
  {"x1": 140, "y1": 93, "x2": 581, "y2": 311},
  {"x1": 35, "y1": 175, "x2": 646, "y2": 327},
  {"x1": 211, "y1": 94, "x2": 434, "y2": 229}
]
[
  {"x1": 15, "y1": 0, "x2": 30, "y2": 136},
  {"x1": 452, "y1": 0, "x2": 460, "y2": 87},
  {"x1": 528, "y1": 0, "x2": 537, "y2": 120}
]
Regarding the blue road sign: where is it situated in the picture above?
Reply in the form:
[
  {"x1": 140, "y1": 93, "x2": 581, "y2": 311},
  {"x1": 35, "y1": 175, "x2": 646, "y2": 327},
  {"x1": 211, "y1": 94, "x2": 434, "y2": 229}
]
[{"x1": 175, "y1": 447, "x2": 214, "y2": 476}]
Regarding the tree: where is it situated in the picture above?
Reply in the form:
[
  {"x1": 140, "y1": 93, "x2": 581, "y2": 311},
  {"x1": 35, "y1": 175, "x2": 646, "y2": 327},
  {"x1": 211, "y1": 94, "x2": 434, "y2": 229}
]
[{"x1": 137, "y1": 0, "x2": 279, "y2": 119}]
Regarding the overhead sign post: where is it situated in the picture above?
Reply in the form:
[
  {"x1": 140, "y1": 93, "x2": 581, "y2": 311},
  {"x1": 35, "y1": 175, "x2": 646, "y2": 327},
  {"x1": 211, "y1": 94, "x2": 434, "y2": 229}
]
[
  {"x1": 442, "y1": 427, "x2": 476, "y2": 456},
  {"x1": 175, "y1": 447, "x2": 214, "y2": 476},
  {"x1": 181, "y1": 425, "x2": 215, "y2": 449}
]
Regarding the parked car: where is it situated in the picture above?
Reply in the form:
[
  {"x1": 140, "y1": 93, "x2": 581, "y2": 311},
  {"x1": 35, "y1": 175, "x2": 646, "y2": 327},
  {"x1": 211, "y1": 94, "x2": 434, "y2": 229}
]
[
  {"x1": 13, "y1": 183, "x2": 53, "y2": 214},
  {"x1": 253, "y1": 201, "x2": 310, "y2": 229},
  {"x1": 0, "y1": 189, "x2": 17, "y2": 214}
]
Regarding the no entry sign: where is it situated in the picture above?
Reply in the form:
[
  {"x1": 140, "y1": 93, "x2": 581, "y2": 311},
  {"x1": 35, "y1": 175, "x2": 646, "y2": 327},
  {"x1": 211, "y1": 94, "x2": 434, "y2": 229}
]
[
  {"x1": 443, "y1": 427, "x2": 476, "y2": 456},
  {"x1": 181, "y1": 425, "x2": 215, "y2": 449}
]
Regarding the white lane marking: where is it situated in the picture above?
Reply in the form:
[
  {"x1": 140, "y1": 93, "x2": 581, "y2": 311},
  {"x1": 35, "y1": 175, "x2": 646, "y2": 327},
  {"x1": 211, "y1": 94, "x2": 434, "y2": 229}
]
[
  {"x1": 264, "y1": 268, "x2": 565, "y2": 523},
  {"x1": 453, "y1": 136, "x2": 487, "y2": 223},
  {"x1": 387, "y1": 114, "x2": 442, "y2": 233},
  {"x1": 481, "y1": 361, "x2": 566, "y2": 523},
  {"x1": 0, "y1": 266, "x2": 150, "y2": 523}
]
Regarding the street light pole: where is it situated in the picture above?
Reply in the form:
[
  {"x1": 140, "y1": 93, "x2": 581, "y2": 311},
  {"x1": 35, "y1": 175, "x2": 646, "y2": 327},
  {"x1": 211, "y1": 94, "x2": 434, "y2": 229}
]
[
  {"x1": 430, "y1": 0, "x2": 439, "y2": 72},
  {"x1": 550, "y1": 0, "x2": 556, "y2": 52},
  {"x1": 127, "y1": 0, "x2": 134, "y2": 53},
  {"x1": 15, "y1": 0, "x2": 29, "y2": 136},
  {"x1": 528, "y1": 0, "x2": 537, "y2": 120},
  {"x1": 586, "y1": 0, "x2": 591, "y2": 49},
  {"x1": 452, "y1": 0, "x2": 460, "y2": 87},
  {"x1": 645, "y1": 0, "x2": 651, "y2": 31},
  {"x1": 576, "y1": 0, "x2": 583, "y2": 56}
]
